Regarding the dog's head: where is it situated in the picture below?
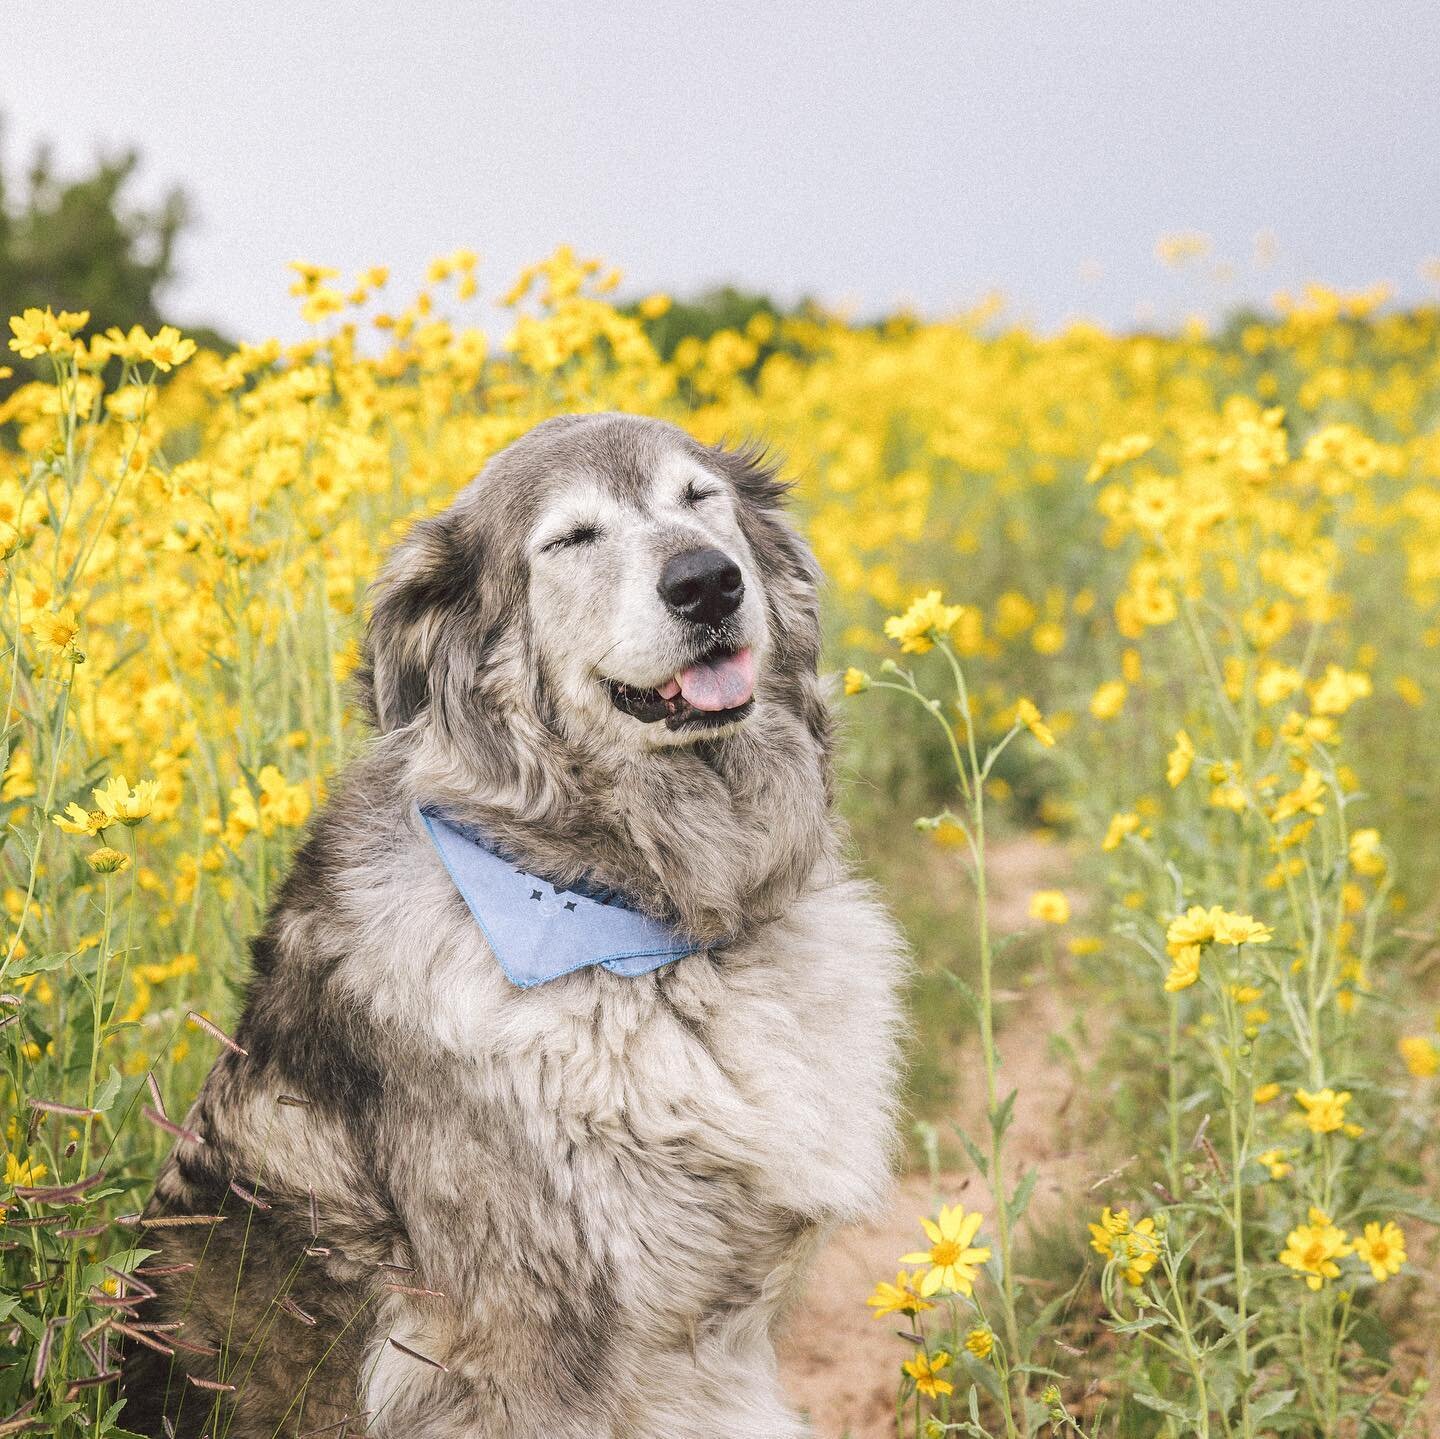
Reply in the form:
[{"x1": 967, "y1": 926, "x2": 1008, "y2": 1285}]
[{"x1": 358, "y1": 413, "x2": 827, "y2": 779}]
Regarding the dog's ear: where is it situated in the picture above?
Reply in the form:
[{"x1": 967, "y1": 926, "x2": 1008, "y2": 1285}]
[{"x1": 355, "y1": 511, "x2": 489, "y2": 734}]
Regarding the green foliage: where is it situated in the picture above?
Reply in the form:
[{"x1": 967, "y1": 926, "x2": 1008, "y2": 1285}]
[
  {"x1": 0, "y1": 132, "x2": 183, "y2": 331},
  {"x1": 624, "y1": 284, "x2": 788, "y2": 359},
  {"x1": 0, "y1": 127, "x2": 228, "y2": 391}
]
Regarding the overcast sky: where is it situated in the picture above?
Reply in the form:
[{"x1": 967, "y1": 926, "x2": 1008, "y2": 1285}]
[{"x1": 3, "y1": 2, "x2": 1438, "y2": 340}]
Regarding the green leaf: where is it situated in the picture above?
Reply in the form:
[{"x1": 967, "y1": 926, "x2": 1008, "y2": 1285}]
[
  {"x1": 1250, "y1": 1388, "x2": 1298, "y2": 1422},
  {"x1": 93, "y1": 1063, "x2": 123, "y2": 1115},
  {"x1": 1012, "y1": 1363, "x2": 1065, "y2": 1379},
  {"x1": 97, "y1": 1244, "x2": 155, "y2": 1275},
  {"x1": 1364, "y1": 1190, "x2": 1440, "y2": 1226},
  {"x1": 1132, "y1": 1389, "x2": 1196, "y2": 1423},
  {"x1": 989, "y1": 930, "x2": 1028, "y2": 960},
  {"x1": 10, "y1": 949, "x2": 76, "y2": 974},
  {"x1": 1201, "y1": 1296, "x2": 1240, "y2": 1332},
  {"x1": 942, "y1": 971, "x2": 981, "y2": 1023},
  {"x1": 948, "y1": 1121, "x2": 990, "y2": 1178},
  {"x1": 10, "y1": 1305, "x2": 46, "y2": 1340},
  {"x1": 991, "y1": 1088, "x2": 1017, "y2": 1141},
  {"x1": 1007, "y1": 1167, "x2": 1038, "y2": 1225}
]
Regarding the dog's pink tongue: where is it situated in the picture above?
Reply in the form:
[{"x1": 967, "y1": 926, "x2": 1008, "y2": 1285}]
[{"x1": 677, "y1": 647, "x2": 755, "y2": 712}]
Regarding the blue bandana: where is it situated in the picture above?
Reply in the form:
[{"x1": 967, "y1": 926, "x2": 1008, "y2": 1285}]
[{"x1": 419, "y1": 807, "x2": 701, "y2": 988}]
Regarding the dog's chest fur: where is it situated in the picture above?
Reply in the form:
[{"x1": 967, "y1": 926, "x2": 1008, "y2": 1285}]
[
  {"x1": 329, "y1": 835, "x2": 898, "y2": 1428},
  {"x1": 352, "y1": 834, "x2": 903, "y2": 1340}
]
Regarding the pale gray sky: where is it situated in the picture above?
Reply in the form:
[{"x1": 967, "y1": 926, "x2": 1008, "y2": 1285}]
[{"x1": 3, "y1": 2, "x2": 1438, "y2": 340}]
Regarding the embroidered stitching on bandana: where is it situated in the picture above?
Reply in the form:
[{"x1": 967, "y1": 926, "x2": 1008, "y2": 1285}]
[{"x1": 418, "y1": 806, "x2": 700, "y2": 988}]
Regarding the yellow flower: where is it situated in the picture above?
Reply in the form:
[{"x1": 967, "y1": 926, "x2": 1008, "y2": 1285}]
[
  {"x1": 1352, "y1": 1220, "x2": 1406, "y2": 1282},
  {"x1": 1253, "y1": 1082, "x2": 1282, "y2": 1104},
  {"x1": 1294, "y1": 1087, "x2": 1351, "y2": 1134},
  {"x1": 1031, "y1": 621, "x2": 1066, "y2": 655},
  {"x1": 4, "y1": 1152, "x2": 48, "y2": 1187},
  {"x1": 1088, "y1": 1207, "x2": 1159, "y2": 1285},
  {"x1": 902, "y1": 1350, "x2": 953, "y2": 1400},
  {"x1": 1256, "y1": 663, "x2": 1304, "y2": 707},
  {"x1": 86, "y1": 846, "x2": 131, "y2": 874},
  {"x1": 1086, "y1": 431, "x2": 1153, "y2": 483},
  {"x1": 1210, "y1": 910, "x2": 1273, "y2": 946},
  {"x1": 1130, "y1": 476, "x2": 1178, "y2": 530},
  {"x1": 1256, "y1": 1148, "x2": 1292, "y2": 1180},
  {"x1": 901, "y1": 1205, "x2": 991, "y2": 1297},
  {"x1": 1166, "y1": 729, "x2": 1195, "y2": 787},
  {"x1": 1395, "y1": 674, "x2": 1425, "y2": 708},
  {"x1": 52, "y1": 803, "x2": 107, "y2": 837},
  {"x1": 865, "y1": 1270, "x2": 935, "y2": 1320},
  {"x1": 288, "y1": 260, "x2": 340, "y2": 295},
  {"x1": 93, "y1": 775, "x2": 160, "y2": 827},
  {"x1": 1102, "y1": 812, "x2": 1139, "y2": 851},
  {"x1": 1309, "y1": 663, "x2": 1372, "y2": 717},
  {"x1": 1089, "y1": 680, "x2": 1127, "y2": 720},
  {"x1": 1165, "y1": 904, "x2": 1270, "y2": 957},
  {"x1": 100, "y1": 324, "x2": 153, "y2": 363},
  {"x1": 1348, "y1": 828, "x2": 1385, "y2": 877},
  {"x1": 1271, "y1": 768, "x2": 1326, "y2": 823},
  {"x1": 257, "y1": 765, "x2": 312, "y2": 829},
  {"x1": 28, "y1": 608, "x2": 82, "y2": 659},
  {"x1": 884, "y1": 590, "x2": 966, "y2": 654},
  {"x1": 964, "y1": 1326, "x2": 994, "y2": 1360},
  {"x1": 1164, "y1": 944, "x2": 1201, "y2": 992},
  {"x1": 142, "y1": 325, "x2": 197, "y2": 372},
  {"x1": 995, "y1": 591, "x2": 1037, "y2": 636},
  {"x1": 1399, "y1": 1036, "x2": 1438, "y2": 1078},
  {"x1": 8, "y1": 306, "x2": 85, "y2": 359},
  {"x1": 1279, "y1": 1209, "x2": 1351, "y2": 1290},
  {"x1": 1014, "y1": 697, "x2": 1056, "y2": 747},
  {"x1": 1029, "y1": 890, "x2": 1070, "y2": 925},
  {"x1": 1166, "y1": 905, "x2": 1214, "y2": 950},
  {"x1": 843, "y1": 667, "x2": 869, "y2": 696}
]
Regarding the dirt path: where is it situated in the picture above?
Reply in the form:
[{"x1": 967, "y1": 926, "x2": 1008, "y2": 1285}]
[{"x1": 777, "y1": 837, "x2": 1094, "y2": 1438}]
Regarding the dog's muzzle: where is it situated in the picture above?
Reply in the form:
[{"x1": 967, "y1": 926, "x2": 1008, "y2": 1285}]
[{"x1": 606, "y1": 644, "x2": 756, "y2": 730}]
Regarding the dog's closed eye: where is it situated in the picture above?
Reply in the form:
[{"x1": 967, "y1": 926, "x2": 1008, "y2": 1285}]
[
  {"x1": 682, "y1": 480, "x2": 722, "y2": 507},
  {"x1": 542, "y1": 522, "x2": 601, "y2": 553}
]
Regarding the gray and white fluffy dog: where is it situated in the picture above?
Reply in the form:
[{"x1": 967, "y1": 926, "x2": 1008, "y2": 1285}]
[{"x1": 122, "y1": 413, "x2": 905, "y2": 1438}]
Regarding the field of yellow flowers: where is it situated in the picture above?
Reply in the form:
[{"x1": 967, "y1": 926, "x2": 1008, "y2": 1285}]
[{"x1": 1, "y1": 251, "x2": 1438, "y2": 1435}]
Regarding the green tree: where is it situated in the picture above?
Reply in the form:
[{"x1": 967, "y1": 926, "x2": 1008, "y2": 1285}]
[
  {"x1": 0, "y1": 127, "x2": 227, "y2": 363},
  {"x1": 1, "y1": 134, "x2": 184, "y2": 330}
]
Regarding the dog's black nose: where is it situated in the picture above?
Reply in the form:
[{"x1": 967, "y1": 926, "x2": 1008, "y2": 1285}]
[{"x1": 658, "y1": 547, "x2": 744, "y2": 625}]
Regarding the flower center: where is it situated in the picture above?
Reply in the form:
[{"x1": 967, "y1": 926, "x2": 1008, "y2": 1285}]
[{"x1": 930, "y1": 1239, "x2": 961, "y2": 1267}]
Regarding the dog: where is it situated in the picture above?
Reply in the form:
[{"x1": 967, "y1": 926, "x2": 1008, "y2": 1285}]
[{"x1": 122, "y1": 413, "x2": 905, "y2": 1438}]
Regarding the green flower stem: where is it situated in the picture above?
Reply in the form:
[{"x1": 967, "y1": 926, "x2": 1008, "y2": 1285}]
[{"x1": 1219, "y1": 958, "x2": 1254, "y2": 1439}]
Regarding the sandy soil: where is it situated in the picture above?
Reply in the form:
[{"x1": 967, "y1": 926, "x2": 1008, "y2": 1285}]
[{"x1": 777, "y1": 837, "x2": 1096, "y2": 1438}]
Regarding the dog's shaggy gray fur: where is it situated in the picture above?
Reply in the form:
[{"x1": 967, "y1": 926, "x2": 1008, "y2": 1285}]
[{"x1": 122, "y1": 414, "x2": 905, "y2": 1437}]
